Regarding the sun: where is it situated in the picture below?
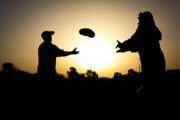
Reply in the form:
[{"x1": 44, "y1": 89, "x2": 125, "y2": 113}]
[{"x1": 77, "y1": 37, "x2": 114, "y2": 70}]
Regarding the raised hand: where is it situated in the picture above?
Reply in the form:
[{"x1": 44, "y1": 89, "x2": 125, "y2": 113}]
[
  {"x1": 116, "y1": 40, "x2": 122, "y2": 49},
  {"x1": 116, "y1": 40, "x2": 126, "y2": 53},
  {"x1": 71, "y1": 47, "x2": 80, "y2": 54},
  {"x1": 116, "y1": 48, "x2": 126, "y2": 53}
]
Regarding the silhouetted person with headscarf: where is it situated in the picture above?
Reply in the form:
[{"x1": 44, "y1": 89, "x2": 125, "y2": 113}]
[
  {"x1": 37, "y1": 31, "x2": 79, "y2": 81},
  {"x1": 116, "y1": 11, "x2": 166, "y2": 96}
]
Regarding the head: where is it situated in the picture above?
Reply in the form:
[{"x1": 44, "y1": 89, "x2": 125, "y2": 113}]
[
  {"x1": 41, "y1": 31, "x2": 55, "y2": 43},
  {"x1": 138, "y1": 11, "x2": 155, "y2": 26}
]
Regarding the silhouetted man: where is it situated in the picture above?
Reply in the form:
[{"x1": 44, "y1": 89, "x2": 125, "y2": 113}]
[
  {"x1": 116, "y1": 11, "x2": 166, "y2": 96},
  {"x1": 37, "y1": 31, "x2": 79, "y2": 79}
]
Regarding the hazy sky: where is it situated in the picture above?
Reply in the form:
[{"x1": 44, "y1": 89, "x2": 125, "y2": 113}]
[{"x1": 0, "y1": 0, "x2": 180, "y2": 78}]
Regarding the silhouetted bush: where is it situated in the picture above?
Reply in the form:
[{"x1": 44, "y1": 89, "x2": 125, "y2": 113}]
[{"x1": 1, "y1": 63, "x2": 179, "y2": 97}]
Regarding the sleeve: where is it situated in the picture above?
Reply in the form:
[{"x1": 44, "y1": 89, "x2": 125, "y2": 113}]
[
  {"x1": 121, "y1": 28, "x2": 141, "y2": 52},
  {"x1": 53, "y1": 45, "x2": 65, "y2": 56}
]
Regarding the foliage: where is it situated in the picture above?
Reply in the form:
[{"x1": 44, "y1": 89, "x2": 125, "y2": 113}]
[
  {"x1": 67, "y1": 67, "x2": 79, "y2": 79},
  {"x1": 0, "y1": 63, "x2": 143, "y2": 93},
  {"x1": 86, "y1": 69, "x2": 98, "y2": 79},
  {"x1": 2, "y1": 63, "x2": 17, "y2": 72}
]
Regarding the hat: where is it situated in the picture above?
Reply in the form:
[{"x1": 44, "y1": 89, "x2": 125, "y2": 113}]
[{"x1": 41, "y1": 31, "x2": 55, "y2": 39}]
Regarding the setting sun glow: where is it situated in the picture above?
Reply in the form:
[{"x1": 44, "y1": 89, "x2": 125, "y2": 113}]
[
  {"x1": 77, "y1": 37, "x2": 114, "y2": 70},
  {"x1": 1, "y1": 0, "x2": 180, "y2": 78}
]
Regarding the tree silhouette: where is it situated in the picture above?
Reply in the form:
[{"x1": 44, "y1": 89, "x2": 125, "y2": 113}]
[
  {"x1": 56, "y1": 73, "x2": 65, "y2": 80},
  {"x1": 67, "y1": 67, "x2": 79, "y2": 79},
  {"x1": 92, "y1": 71, "x2": 98, "y2": 79},
  {"x1": 86, "y1": 69, "x2": 98, "y2": 79},
  {"x1": 127, "y1": 69, "x2": 138, "y2": 76},
  {"x1": 2, "y1": 63, "x2": 17, "y2": 72},
  {"x1": 86, "y1": 69, "x2": 92, "y2": 78},
  {"x1": 113, "y1": 72, "x2": 123, "y2": 80}
]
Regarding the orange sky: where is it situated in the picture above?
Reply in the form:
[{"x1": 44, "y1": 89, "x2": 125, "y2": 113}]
[{"x1": 0, "y1": 0, "x2": 180, "y2": 78}]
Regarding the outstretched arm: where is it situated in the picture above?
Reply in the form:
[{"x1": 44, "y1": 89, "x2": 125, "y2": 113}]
[
  {"x1": 57, "y1": 47, "x2": 79, "y2": 57},
  {"x1": 70, "y1": 47, "x2": 80, "y2": 55},
  {"x1": 116, "y1": 25, "x2": 142, "y2": 53},
  {"x1": 116, "y1": 40, "x2": 131, "y2": 53}
]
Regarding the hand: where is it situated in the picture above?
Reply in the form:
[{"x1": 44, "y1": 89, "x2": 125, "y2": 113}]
[
  {"x1": 116, "y1": 40, "x2": 122, "y2": 49},
  {"x1": 71, "y1": 47, "x2": 80, "y2": 54},
  {"x1": 116, "y1": 40, "x2": 124, "y2": 53},
  {"x1": 116, "y1": 49, "x2": 126, "y2": 53},
  {"x1": 116, "y1": 40, "x2": 127, "y2": 53}
]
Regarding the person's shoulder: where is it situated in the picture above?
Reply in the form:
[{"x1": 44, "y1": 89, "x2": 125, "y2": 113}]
[
  {"x1": 38, "y1": 42, "x2": 44, "y2": 48},
  {"x1": 52, "y1": 44, "x2": 59, "y2": 48},
  {"x1": 39, "y1": 42, "x2": 53, "y2": 49},
  {"x1": 52, "y1": 44, "x2": 62, "y2": 51}
]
